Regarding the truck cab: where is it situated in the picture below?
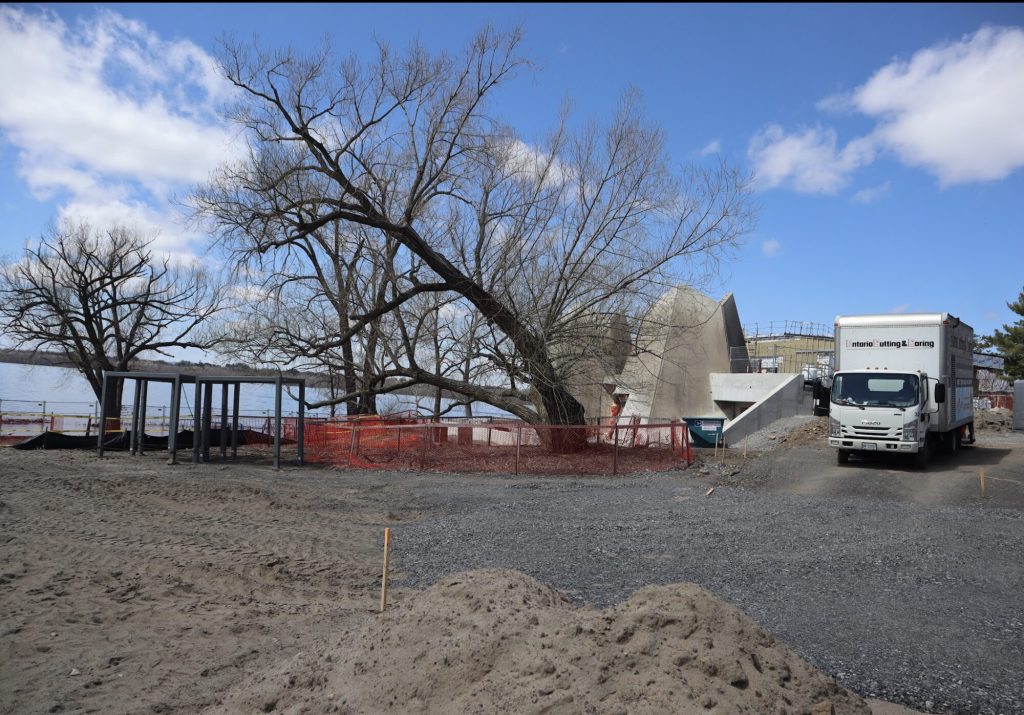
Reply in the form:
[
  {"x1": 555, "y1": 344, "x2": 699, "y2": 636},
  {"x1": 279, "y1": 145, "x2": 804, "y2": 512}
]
[{"x1": 828, "y1": 369, "x2": 943, "y2": 467}]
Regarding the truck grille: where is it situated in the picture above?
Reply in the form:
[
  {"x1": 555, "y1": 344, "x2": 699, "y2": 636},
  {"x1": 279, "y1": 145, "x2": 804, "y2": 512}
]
[{"x1": 841, "y1": 425, "x2": 902, "y2": 442}]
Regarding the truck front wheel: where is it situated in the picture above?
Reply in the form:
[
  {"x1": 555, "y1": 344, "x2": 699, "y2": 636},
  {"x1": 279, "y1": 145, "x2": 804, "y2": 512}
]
[
  {"x1": 942, "y1": 429, "x2": 960, "y2": 455},
  {"x1": 913, "y1": 441, "x2": 930, "y2": 470},
  {"x1": 837, "y1": 449, "x2": 850, "y2": 465}
]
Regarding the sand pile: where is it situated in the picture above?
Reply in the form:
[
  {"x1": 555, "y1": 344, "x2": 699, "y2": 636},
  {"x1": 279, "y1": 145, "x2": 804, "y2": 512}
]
[{"x1": 207, "y1": 570, "x2": 869, "y2": 714}]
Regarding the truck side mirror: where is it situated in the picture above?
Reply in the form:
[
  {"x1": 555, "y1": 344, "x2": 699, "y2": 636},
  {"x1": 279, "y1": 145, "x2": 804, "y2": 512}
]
[{"x1": 934, "y1": 383, "x2": 946, "y2": 404}]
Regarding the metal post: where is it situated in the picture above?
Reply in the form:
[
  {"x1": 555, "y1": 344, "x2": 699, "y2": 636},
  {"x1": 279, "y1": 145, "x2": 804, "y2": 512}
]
[
  {"x1": 192, "y1": 380, "x2": 202, "y2": 464},
  {"x1": 296, "y1": 382, "x2": 305, "y2": 466},
  {"x1": 231, "y1": 383, "x2": 240, "y2": 460},
  {"x1": 202, "y1": 382, "x2": 213, "y2": 462},
  {"x1": 131, "y1": 379, "x2": 142, "y2": 455},
  {"x1": 613, "y1": 424, "x2": 619, "y2": 475},
  {"x1": 138, "y1": 379, "x2": 148, "y2": 455},
  {"x1": 97, "y1": 373, "x2": 108, "y2": 457},
  {"x1": 273, "y1": 377, "x2": 282, "y2": 470},
  {"x1": 515, "y1": 425, "x2": 522, "y2": 475},
  {"x1": 220, "y1": 383, "x2": 228, "y2": 461},
  {"x1": 168, "y1": 377, "x2": 181, "y2": 465}
]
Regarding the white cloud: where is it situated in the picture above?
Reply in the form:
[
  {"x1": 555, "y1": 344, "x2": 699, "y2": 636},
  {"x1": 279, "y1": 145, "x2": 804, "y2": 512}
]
[
  {"x1": 497, "y1": 138, "x2": 569, "y2": 187},
  {"x1": 853, "y1": 26, "x2": 1024, "y2": 185},
  {"x1": 748, "y1": 125, "x2": 875, "y2": 193},
  {"x1": 761, "y1": 238, "x2": 781, "y2": 257},
  {"x1": 57, "y1": 197, "x2": 206, "y2": 261},
  {"x1": 850, "y1": 180, "x2": 891, "y2": 204},
  {"x1": 889, "y1": 304, "x2": 911, "y2": 314},
  {"x1": 0, "y1": 7, "x2": 239, "y2": 257},
  {"x1": 751, "y1": 25, "x2": 1024, "y2": 192},
  {"x1": 699, "y1": 139, "x2": 721, "y2": 156}
]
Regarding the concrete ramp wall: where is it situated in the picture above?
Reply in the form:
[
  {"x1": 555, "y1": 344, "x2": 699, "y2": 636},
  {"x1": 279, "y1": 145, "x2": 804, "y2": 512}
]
[{"x1": 719, "y1": 373, "x2": 812, "y2": 445}]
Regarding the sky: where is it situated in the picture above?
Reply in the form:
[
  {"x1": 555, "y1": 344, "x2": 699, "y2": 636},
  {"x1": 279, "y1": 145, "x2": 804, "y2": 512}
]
[{"x1": 1, "y1": 3, "x2": 1022, "y2": 345}]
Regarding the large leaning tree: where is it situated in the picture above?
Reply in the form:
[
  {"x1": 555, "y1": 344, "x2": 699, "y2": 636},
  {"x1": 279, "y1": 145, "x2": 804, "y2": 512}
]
[
  {"x1": 0, "y1": 221, "x2": 223, "y2": 422},
  {"x1": 192, "y1": 28, "x2": 753, "y2": 427}
]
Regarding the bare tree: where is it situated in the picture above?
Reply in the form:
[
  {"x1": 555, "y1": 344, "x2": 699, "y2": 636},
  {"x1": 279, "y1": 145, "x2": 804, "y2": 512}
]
[
  {"x1": 192, "y1": 28, "x2": 753, "y2": 429},
  {"x1": 0, "y1": 221, "x2": 223, "y2": 422}
]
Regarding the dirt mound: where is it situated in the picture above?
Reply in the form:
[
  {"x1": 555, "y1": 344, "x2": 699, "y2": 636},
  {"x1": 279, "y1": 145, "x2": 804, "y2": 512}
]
[
  {"x1": 975, "y1": 408, "x2": 1014, "y2": 432},
  {"x1": 207, "y1": 569, "x2": 869, "y2": 714}
]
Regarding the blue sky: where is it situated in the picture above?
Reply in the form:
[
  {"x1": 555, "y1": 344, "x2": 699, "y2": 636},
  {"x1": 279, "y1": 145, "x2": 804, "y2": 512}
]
[{"x1": 1, "y1": 3, "x2": 1022, "y2": 342}]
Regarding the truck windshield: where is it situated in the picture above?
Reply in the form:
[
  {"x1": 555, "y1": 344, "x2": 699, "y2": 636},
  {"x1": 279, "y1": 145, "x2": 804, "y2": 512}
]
[{"x1": 831, "y1": 373, "x2": 919, "y2": 408}]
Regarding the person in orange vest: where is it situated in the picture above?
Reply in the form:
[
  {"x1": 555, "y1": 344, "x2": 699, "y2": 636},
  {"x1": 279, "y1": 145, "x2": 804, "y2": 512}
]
[{"x1": 607, "y1": 394, "x2": 627, "y2": 441}]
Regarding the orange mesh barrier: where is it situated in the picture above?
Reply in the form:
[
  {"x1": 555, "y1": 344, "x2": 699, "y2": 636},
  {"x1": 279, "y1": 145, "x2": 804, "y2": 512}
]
[
  {"x1": 2, "y1": 409, "x2": 696, "y2": 474},
  {"x1": 303, "y1": 418, "x2": 694, "y2": 475}
]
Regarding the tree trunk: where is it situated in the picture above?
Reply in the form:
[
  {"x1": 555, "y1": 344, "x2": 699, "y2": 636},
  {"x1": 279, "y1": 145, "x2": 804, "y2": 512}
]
[
  {"x1": 339, "y1": 325, "x2": 361, "y2": 417},
  {"x1": 102, "y1": 377, "x2": 124, "y2": 432},
  {"x1": 535, "y1": 382, "x2": 587, "y2": 453}
]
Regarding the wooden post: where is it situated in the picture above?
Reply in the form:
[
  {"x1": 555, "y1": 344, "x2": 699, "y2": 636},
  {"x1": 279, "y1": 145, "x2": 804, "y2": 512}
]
[
  {"x1": 85, "y1": 414, "x2": 92, "y2": 438},
  {"x1": 297, "y1": 382, "x2": 305, "y2": 466},
  {"x1": 131, "y1": 379, "x2": 142, "y2": 455},
  {"x1": 220, "y1": 383, "x2": 229, "y2": 461},
  {"x1": 273, "y1": 377, "x2": 282, "y2": 470},
  {"x1": 192, "y1": 380, "x2": 202, "y2": 464},
  {"x1": 138, "y1": 379, "x2": 148, "y2": 455},
  {"x1": 379, "y1": 527, "x2": 392, "y2": 612},
  {"x1": 979, "y1": 468, "x2": 986, "y2": 498},
  {"x1": 349, "y1": 424, "x2": 358, "y2": 466},
  {"x1": 231, "y1": 383, "x2": 240, "y2": 461},
  {"x1": 168, "y1": 377, "x2": 181, "y2": 465},
  {"x1": 97, "y1": 373, "x2": 108, "y2": 457},
  {"x1": 202, "y1": 382, "x2": 213, "y2": 463}
]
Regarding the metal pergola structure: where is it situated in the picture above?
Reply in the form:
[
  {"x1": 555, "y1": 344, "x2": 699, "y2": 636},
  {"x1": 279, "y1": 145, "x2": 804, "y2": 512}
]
[
  {"x1": 97, "y1": 371, "x2": 196, "y2": 464},
  {"x1": 96, "y1": 371, "x2": 306, "y2": 469},
  {"x1": 192, "y1": 375, "x2": 305, "y2": 469}
]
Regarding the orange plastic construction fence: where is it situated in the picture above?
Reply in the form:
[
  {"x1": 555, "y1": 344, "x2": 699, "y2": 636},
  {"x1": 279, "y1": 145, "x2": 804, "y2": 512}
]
[{"x1": 303, "y1": 417, "x2": 694, "y2": 475}]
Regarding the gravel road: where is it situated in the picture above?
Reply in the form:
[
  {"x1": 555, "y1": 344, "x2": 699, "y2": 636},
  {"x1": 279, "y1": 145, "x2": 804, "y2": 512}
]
[{"x1": 395, "y1": 468, "x2": 1023, "y2": 715}]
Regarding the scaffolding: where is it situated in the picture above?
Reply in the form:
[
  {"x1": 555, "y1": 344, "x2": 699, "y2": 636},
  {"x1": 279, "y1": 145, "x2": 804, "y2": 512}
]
[{"x1": 734, "y1": 321, "x2": 836, "y2": 377}]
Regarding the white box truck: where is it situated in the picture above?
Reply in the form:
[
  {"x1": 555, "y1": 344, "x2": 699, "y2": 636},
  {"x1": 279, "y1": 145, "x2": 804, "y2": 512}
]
[{"x1": 828, "y1": 313, "x2": 974, "y2": 468}]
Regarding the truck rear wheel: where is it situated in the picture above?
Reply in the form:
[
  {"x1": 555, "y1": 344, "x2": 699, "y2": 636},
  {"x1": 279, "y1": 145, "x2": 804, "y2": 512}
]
[{"x1": 837, "y1": 449, "x2": 850, "y2": 465}]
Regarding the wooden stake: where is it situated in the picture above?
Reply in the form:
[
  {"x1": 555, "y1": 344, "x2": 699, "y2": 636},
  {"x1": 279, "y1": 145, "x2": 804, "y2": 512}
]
[
  {"x1": 979, "y1": 468, "x2": 986, "y2": 498},
  {"x1": 379, "y1": 528, "x2": 391, "y2": 612}
]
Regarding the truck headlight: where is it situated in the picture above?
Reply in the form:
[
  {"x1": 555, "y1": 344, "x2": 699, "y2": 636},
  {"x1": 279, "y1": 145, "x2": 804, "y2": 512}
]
[
  {"x1": 829, "y1": 416, "x2": 840, "y2": 437},
  {"x1": 902, "y1": 421, "x2": 917, "y2": 442}
]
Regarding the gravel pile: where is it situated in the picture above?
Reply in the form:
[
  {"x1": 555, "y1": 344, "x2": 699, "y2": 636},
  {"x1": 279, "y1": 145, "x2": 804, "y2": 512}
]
[
  {"x1": 729, "y1": 414, "x2": 821, "y2": 451},
  {"x1": 394, "y1": 475, "x2": 1023, "y2": 715},
  {"x1": 975, "y1": 408, "x2": 1014, "y2": 432}
]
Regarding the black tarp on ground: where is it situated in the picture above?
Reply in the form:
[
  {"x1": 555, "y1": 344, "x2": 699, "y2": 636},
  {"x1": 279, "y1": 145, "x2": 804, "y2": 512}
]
[{"x1": 10, "y1": 429, "x2": 293, "y2": 451}]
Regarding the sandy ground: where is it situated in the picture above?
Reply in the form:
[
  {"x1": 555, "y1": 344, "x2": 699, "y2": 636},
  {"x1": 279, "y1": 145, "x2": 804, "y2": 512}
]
[
  {"x1": 1, "y1": 446, "x2": 932, "y2": 715},
  {"x1": 0, "y1": 449, "x2": 409, "y2": 714}
]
